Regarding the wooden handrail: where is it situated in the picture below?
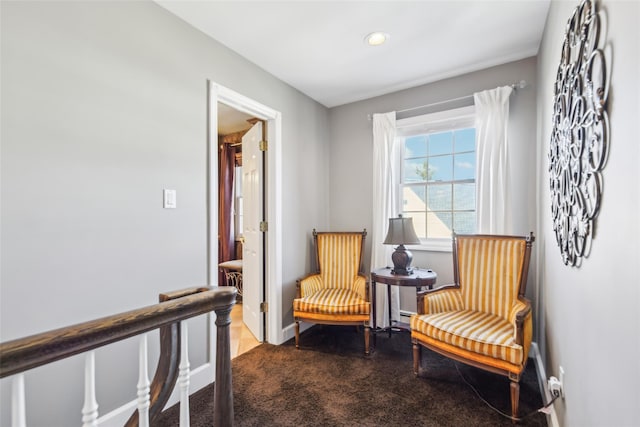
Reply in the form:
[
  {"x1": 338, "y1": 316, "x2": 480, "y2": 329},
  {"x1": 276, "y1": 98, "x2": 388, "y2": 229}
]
[{"x1": 0, "y1": 285, "x2": 237, "y2": 426}]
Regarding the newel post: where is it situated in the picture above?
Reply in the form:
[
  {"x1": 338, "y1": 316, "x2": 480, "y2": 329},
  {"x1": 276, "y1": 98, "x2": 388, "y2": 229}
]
[{"x1": 213, "y1": 304, "x2": 233, "y2": 426}]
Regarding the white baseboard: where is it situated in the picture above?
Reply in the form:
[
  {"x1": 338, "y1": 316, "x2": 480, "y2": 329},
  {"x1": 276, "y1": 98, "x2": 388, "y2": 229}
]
[
  {"x1": 97, "y1": 363, "x2": 213, "y2": 427},
  {"x1": 399, "y1": 309, "x2": 415, "y2": 317},
  {"x1": 530, "y1": 342, "x2": 560, "y2": 427},
  {"x1": 281, "y1": 321, "x2": 312, "y2": 344},
  {"x1": 97, "y1": 400, "x2": 137, "y2": 427}
]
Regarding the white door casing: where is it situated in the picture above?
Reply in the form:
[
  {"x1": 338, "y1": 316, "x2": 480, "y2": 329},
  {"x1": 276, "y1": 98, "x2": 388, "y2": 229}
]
[
  {"x1": 208, "y1": 81, "x2": 283, "y2": 347},
  {"x1": 241, "y1": 122, "x2": 264, "y2": 342}
]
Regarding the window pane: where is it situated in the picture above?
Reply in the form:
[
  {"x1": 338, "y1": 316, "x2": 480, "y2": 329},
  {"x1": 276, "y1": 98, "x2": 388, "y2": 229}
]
[
  {"x1": 405, "y1": 135, "x2": 427, "y2": 158},
  {"x1": 427, "y1": 183, "x2": 452, "y2": 211},
  {"x1": 427, "y1": 212, "x2": 452, "y2": 238},
  {"x1": 454, "y1": 128, "x2": 476, "y2": 153},
  {"x1": 454, "y1": 152, "x2": 475, "y2": 180},
  {"x1": 454, "y1": 183, "x2": 475, "y2": 210},
  {"x1": 236, "y1": 197, "x2": 244, "y2": 236},
  {"x1": 403, "y1": 158, "x2": 427, "y2": 183},
  {"x1": 398, "y1": 114, "x2": 476, "y2": 244},
  {"x1": 454, "y1": 212, "x2": 476, "y2": 234},
  {"x1": 414, "y1": 160, "x2": 433, "y2": 182},
  {"x1": 404, "y1": 212, "x2": 426, "y2": 240},
  {"x1": 429, "y1": 132, "x2": 453, "y2": 156},
  {"x1": 428, "y1": 155, "x2": 453, "y2": 182},
  {"x1": 403, "y1": 185, "x2": 426, "y2": 211}
]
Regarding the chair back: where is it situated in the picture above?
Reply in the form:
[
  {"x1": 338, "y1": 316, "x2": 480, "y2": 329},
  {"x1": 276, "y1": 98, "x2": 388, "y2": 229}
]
[
  {"x1": 454, "y1": 233, "x2": 533, "y2": 319},
  {"x1": 314, "y1": 230, "x2": 366, "y2": 289}
]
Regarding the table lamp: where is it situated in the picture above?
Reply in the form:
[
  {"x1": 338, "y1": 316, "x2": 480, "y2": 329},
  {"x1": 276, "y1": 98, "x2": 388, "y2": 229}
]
[{"x1": 383, "y1": 215, "x2": 420, "y2": 275}]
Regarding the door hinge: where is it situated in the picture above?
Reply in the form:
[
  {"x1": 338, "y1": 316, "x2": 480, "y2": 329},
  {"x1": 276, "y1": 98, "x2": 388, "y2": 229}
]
[
  {"x1": 260, "y1": 302, "x2": 268, "y2": 312},
  {"x1": 259, "y1": 140, "x2": 268, "y2": 151},
  {"x1": 259, "y1": 221, "x2": 268, "y2": 232}
]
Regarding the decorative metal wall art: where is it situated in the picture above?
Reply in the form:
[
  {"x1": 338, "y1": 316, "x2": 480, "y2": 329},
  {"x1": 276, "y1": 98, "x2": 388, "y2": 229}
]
[{"x1": 549, "y1": 0, "x2": 608, "y2": 267}]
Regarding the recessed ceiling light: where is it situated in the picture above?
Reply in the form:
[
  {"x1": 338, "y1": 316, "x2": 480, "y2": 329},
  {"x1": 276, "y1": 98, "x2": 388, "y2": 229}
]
[{"x1": 365, "y1": 31, "x2": 389, "y2": 46}]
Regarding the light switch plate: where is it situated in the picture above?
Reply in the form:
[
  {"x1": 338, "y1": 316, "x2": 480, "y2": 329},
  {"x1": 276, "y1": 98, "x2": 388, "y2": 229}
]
[{"x1": 163, "y1": 189, "x2": 176, "y2": 209}]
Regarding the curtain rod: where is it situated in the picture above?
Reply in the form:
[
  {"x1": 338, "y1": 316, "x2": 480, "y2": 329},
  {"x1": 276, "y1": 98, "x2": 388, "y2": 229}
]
[{"x1": 367, "y1": 80, "x2": 527, "y2": 121}]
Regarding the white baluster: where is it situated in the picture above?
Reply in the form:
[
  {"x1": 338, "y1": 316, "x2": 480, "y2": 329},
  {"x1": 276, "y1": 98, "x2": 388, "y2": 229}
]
[
  {"x1": 179, "y1": 322, "x2": 190, "y2": 427},
  {"x1": 81, "y1": 351, "x2": 99, "y2": 427},
  {"x1": 11, "y1": 374, "x2": 26, "y2": 427},
  {"x1": 137, "y1": 334, "x2": 150, "y2": 427}
]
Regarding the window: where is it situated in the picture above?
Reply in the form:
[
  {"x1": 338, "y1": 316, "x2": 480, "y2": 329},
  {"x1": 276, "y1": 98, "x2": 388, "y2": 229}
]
[
  {"x1": 397, "y1": 106, "x2": 476, "y2": 250},
  {"x1": 234, "y1": 165, "x2": 243, "y2": 237}
]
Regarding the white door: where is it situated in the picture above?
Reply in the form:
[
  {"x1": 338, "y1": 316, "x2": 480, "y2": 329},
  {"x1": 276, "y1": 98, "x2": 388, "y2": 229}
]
[{"x1": 241, "y1": 122, "x2": 264, "y2": 341}]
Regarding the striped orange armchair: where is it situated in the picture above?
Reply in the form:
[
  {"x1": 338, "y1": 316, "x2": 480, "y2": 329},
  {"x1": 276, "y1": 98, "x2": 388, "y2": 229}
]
[
  {"x1": 294, "y1": 230, "x2": 371, "y2": 355},
  {"x1": 411, "y1": 232, "x2": 534, "y2": 422}
]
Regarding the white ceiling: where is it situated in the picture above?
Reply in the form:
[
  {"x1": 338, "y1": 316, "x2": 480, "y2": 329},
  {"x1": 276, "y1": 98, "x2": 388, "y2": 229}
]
[
  {"x1": 218, "y1": 102, "x2": 255, "y2": 135},
  {"x1": 157, "y1": 0, "x2": 550, "y2": 108}
]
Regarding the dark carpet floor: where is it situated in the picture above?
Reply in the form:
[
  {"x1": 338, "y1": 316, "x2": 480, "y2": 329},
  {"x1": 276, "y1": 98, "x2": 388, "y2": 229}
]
[{"x1": 156, "y1": 325, "x2": 547, "y2": 426}]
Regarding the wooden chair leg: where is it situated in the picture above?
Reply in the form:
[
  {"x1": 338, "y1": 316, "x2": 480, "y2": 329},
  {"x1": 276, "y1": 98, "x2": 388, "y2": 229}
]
[
  {"x1": 364, "y1": 326, "x2": 370, "y2": 355},
  {"x1": 510, "y1": 380, "x2": 519, "y2": 423},
  {"x1": 295, "y1": 321, "x2": 300, "y2": 349},
  {"x1": 412, "y1": 342, "x2": 421, "y2": 375}
]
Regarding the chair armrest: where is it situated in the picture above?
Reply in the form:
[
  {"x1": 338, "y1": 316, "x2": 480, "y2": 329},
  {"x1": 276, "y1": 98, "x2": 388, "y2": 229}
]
[
  {"x1": 416, "y1": 285, "x2": 462, "y2": 315},
  {"x1": 508, "y1": 297, "x2": 532, "y2": 326},
  {"x1": 351, "y1": 274, "x2": 368, "y2": 301},
  {"x1": 296, "y1": 274, "x2": 323, "y2": 298},
  {"x1": 509, "y1": 297, "x2": 532, "y2": 347}
]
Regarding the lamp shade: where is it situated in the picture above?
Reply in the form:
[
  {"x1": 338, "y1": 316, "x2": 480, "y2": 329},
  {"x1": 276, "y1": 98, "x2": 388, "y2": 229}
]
[{"x1": 383, "y1": 216, "x2": 420, "y2": 245}]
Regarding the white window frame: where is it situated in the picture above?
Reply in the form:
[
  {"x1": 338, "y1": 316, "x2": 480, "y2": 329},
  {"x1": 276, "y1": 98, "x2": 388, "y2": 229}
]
[
  {"x1": 234, "y1": 164, "x2": 243, "y2": 238},
  {"x1": 396, "y1": 105, "x2": 476, "y2": 252}
]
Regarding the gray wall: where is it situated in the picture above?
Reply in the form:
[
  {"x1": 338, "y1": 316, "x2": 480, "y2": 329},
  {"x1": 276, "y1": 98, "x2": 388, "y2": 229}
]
[
  {"x1": 536, "y1": 1, "x2": 640, "y2": 425},
  {"x1": 0, "y1": 1, "x2": 329, "y2": 425},
  {"x1": 328, "y1": 57, "x2": 538, "y2": 313}
]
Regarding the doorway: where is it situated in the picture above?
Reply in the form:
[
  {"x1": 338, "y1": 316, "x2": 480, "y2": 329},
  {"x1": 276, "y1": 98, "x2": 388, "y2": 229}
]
[
  {"x1": 209, "y1": 82, "x2": 283, "y2": 348},
  {"x1": 217, "y1": 103, "x2": 262, "y2": 356}
]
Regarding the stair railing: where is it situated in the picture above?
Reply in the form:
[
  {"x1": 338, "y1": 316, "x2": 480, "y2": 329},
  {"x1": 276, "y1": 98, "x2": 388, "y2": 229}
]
[{"x1": 0, "y1": 286, "x2": 237, "y2": 427}]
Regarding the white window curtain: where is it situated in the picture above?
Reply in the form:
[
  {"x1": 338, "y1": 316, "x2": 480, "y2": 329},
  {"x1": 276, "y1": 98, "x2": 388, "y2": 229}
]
[
  {"x1": 371, "y1": 112, "x2": 401, "y2": 328},
  {"x1": 474, "y1": 86, "x2": 513, "y2": 234}
]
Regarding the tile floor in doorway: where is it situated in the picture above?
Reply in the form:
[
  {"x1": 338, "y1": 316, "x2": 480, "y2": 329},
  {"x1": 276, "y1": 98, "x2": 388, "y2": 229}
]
[{"x1": 230, "y1": 302, "x2": 261, "y2": 359}]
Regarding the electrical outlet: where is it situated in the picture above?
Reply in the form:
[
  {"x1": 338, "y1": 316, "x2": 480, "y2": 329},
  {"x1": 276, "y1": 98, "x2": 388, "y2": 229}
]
[
  {"x1": 548, "y1": 372, "x2": 565, "y2": 400},
  {"x1": 548, "y1": 376, "x2": 562, "y2": 397},
  {"x1": 558, "y1": 366, "x2": 565, "y2": 398}
]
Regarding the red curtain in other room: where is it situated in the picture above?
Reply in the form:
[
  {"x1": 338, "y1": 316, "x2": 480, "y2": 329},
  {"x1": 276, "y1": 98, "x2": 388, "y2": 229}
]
[{"x1": 218, "y1": 143, "x2": 237, "y2": 286}]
